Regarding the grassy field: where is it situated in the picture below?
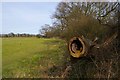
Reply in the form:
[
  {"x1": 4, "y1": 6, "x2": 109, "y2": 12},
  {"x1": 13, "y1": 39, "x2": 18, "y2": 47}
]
[{"x1": 2, "y1": 37, "x2": 68, "y2": 78}]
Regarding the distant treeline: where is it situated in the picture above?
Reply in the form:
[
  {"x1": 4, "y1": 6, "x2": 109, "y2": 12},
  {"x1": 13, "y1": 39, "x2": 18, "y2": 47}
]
[{"x1": 0, "y1": 32, "x2": 46, "y2": 38}]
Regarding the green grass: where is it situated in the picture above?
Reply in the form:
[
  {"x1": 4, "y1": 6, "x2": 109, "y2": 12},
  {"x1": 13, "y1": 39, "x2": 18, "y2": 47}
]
[{"x1": 2, "y1": 37, "x2": 68, "y2": 78}]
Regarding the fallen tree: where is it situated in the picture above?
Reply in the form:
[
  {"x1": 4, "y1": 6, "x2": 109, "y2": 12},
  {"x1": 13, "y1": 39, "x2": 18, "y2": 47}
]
[{"x1": 68, "y1": 33, "x2": 117, "y2": 58}]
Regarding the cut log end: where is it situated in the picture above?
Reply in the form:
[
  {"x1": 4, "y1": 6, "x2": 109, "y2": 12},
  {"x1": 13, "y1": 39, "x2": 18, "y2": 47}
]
[{"x1": 69, "y1": 37, "x2": 88, "y2": 58}]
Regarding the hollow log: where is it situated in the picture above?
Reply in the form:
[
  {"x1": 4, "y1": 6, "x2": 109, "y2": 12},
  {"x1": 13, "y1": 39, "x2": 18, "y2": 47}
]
[
  {"x1": 68, "y1": 36, "x2": 92, "y2": 58},
  {"x1": 68, "y1": 33, "x2": 117, "y2": 58}
]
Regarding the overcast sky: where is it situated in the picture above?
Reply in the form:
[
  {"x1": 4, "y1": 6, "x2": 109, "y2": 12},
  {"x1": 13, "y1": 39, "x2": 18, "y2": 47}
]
[{"x1": 2, "y1": 2, "x2": 59, "y2": 34}]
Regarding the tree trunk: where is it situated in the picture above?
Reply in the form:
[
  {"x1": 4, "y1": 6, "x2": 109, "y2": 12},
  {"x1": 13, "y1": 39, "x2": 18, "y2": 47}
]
[{"x1": 68, "y1": 33, "x2": 117, "y2": 58}]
